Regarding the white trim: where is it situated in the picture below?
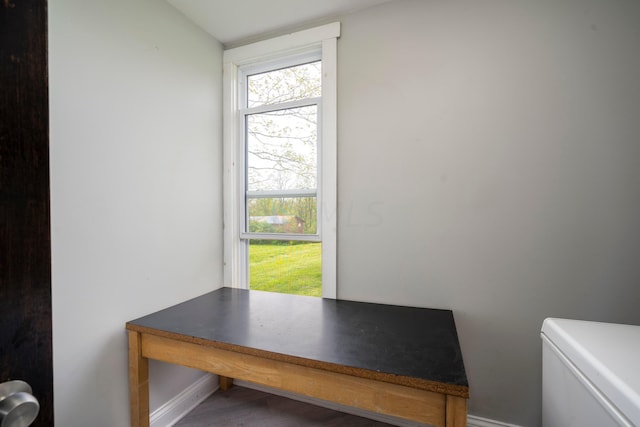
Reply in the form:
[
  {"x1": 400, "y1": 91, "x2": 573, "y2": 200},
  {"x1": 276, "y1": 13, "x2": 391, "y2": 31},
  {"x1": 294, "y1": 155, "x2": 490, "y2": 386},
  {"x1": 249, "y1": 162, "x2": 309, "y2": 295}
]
[
  {"x1": 222, "y1": 61, "x2": 241, "y2": 287},
  {"x1": 241, "y1": 232, "x2": 321, "y2": 242},
  {"x1": 240, "y1": 50, "x2": 321, "y2": 80},
  {"x1": 241, "y1": 96, "x2": 321, "y2": 116},
  {"x1": 247, "y1": 189, "x2": 317, "y2": 198},
  {"x1": 224, "y1": 22, "x2": 340, "y2": 65},
  {"x1": 150, "y1": 374, "x2": 217, "y2": 427},
  {"x1": 320, "y1": 36, "x2": 337, "y2": 299},
  {"x1": 467, "y1": 415, "x2": 525, "y2": 427},
  {"x1": 223, "y1": 23, "x2": 340, "y2": 296}
]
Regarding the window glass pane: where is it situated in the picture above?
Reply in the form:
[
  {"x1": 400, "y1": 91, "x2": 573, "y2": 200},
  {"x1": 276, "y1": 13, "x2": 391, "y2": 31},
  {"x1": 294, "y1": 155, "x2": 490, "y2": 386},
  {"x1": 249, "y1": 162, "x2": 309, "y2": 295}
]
[
  {"x1": 246, "y1": 106, "x2": 317, "y2": 192},
  {"x1": 249, "y1": 241, "x2": 322, "y2": 296},
  {"x1": 248, "y1": 197, "x2": 317, "y2": 235},
  {"x1": 247, "y1": 61, "x2": 321, "y2": 108}
]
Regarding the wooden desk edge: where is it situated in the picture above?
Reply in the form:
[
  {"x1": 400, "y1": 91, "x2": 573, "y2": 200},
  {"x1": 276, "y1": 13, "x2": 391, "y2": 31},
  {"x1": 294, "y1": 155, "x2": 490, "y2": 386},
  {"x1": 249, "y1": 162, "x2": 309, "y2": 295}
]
[
  {"x1": 126, "y1": 323, "x2": 469, "y2": 399},
  {"x1": 127, "y1": 324, "x2": 468, "y2": 427}
]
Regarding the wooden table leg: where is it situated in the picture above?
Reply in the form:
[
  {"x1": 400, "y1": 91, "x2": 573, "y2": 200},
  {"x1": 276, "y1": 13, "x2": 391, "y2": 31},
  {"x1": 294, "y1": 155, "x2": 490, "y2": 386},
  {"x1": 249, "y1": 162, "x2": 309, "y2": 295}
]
[
  {"x1": 219, "y1": 375, "x2": 234, "y2": 391},
  {"x1": 445, "y1": 395, "x2": 467, "y2": 427},
  {"x1": 128, "y1": 331, "x2": 150, "y2": 427}
]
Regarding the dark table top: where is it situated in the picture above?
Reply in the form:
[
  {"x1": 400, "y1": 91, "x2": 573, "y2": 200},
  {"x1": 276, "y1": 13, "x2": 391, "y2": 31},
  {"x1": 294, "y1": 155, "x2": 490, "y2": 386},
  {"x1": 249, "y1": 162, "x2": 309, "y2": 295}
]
[{"x1": 127, "y1": 288, "x2": 468, "y2": 397}]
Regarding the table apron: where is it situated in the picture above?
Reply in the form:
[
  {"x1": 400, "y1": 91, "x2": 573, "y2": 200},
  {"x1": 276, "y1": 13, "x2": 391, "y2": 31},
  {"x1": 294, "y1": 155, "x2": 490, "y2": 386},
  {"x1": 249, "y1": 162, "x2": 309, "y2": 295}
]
[{"x1": 140, "y1": 332, "x2": 449, "y2": 427}]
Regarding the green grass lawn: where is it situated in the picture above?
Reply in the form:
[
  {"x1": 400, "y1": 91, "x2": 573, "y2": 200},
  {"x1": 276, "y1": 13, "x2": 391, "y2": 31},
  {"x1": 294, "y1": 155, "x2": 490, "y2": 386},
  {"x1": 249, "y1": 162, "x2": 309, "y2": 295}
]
[{"x1": 249, "y1": 241, "x2": 322, "y2": 297}]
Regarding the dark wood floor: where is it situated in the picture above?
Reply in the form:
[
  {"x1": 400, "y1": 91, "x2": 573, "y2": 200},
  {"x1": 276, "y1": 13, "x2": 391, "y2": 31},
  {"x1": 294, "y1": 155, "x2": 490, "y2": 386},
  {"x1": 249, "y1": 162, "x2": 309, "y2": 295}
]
[{"x1": 174, "y1": 386, "x2": 395, "y2": 427}]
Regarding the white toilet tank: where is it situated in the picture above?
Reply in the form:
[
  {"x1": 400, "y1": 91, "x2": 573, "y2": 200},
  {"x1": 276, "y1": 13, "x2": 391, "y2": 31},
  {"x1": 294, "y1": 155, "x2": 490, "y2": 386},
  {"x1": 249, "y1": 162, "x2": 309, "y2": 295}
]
[{"x1": 541, "y1": 318, "x2": 640, "y2": 427}]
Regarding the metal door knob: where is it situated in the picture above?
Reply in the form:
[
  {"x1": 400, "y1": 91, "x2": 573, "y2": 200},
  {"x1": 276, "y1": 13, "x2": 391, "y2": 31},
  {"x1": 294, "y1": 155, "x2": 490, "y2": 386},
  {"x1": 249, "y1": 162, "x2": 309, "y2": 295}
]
[{"x1": 0, "y1": 381, "x2": 39, "y2": 427}]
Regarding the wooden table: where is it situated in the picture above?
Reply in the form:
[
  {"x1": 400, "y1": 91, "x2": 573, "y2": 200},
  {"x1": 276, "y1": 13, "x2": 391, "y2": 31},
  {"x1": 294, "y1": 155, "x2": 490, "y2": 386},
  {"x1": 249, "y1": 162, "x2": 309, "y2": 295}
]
[{"x1": 126, "y1": 288, "x2": 469, "y2": 427}]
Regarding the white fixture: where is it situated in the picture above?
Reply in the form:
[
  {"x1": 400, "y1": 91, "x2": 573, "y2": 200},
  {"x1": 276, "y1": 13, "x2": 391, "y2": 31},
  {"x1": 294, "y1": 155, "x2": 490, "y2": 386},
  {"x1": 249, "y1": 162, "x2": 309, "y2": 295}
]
[{"x1": 541, "y1": 318, "x2": 640, "y2": 426}]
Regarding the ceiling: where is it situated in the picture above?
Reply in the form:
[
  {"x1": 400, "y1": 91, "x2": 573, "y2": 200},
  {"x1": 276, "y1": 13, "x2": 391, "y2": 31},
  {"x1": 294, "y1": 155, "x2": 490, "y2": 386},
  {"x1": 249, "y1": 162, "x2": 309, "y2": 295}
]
[{"x1": 166, "y1": 0, "x2": 397, "y2": 46}]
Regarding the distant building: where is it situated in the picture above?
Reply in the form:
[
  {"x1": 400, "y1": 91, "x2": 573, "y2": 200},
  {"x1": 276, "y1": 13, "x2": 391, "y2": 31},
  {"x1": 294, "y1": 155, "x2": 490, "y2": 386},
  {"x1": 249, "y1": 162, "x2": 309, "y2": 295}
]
[{"x1": 249, "y1": 215, "x2": 305, "y2": 233}]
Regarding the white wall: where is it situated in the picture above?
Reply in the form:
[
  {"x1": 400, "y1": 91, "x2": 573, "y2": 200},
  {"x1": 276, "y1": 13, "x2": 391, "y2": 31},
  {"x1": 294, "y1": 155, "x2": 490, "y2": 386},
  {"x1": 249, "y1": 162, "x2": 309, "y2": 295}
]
[
  {"x1": 47, "y1": 0, "x2": 640, "y2": 425},
  {"x1": 337, "y1": 1, "x2": 640, "y2": 425},
  {"x1": 49, "y1": 0, "x2": 223, "y2": 425}
]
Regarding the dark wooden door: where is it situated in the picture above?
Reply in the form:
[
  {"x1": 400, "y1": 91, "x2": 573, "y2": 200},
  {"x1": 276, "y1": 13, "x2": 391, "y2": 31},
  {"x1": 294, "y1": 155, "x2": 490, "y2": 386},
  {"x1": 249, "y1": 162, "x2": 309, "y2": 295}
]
[{"x1": 0, "y1": 0, "x2": 54, "y2": 425}]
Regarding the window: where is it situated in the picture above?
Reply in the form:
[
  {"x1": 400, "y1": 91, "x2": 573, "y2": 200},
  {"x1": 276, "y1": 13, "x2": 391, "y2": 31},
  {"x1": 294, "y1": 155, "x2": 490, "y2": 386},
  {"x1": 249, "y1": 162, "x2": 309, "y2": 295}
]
[
  {"x1": 244, "y1": 58, "x2": 320, "y2": 239},
  {"x1": 223, "y1": 23, "x2": 339, "y2": 298}
]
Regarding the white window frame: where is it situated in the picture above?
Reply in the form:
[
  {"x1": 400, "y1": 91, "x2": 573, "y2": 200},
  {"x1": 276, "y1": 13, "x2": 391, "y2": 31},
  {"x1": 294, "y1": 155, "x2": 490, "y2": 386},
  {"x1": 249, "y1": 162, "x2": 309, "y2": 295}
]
[
  {"x1": 240, "y1": 51, "x2": 321, "y2": 242},
  {"x1": 223, "y1": 23, "x2": 339, "y2": 298}
]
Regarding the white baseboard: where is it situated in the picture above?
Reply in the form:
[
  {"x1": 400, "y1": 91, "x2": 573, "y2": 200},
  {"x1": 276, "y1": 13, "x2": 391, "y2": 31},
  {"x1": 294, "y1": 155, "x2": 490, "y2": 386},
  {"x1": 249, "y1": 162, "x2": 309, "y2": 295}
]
[
  {"x1": 150, "y1": 374, "x2": 218, "y2": 427},
  {"x1": 468, "y1": 414, "x2": 524, "y2": 427}
]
